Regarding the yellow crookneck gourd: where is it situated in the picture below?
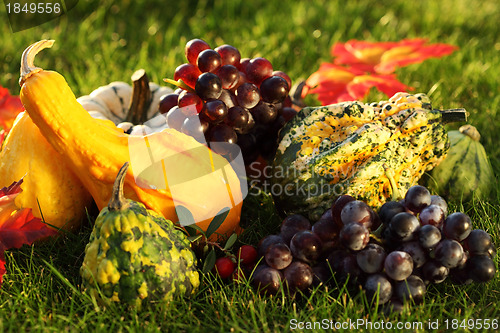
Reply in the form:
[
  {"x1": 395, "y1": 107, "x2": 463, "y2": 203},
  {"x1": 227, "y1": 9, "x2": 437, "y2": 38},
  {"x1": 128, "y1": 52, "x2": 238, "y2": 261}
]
[
  {"x1": 19, "y1": 40, "x2": 243, "y2": 240},
  {"x1": 0, "y1": 111, "x2": 93, "y2": 231}
]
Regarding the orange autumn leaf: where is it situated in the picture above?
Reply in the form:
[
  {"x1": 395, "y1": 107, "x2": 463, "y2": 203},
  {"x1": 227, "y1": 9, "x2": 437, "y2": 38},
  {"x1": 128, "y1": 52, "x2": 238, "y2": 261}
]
[
  {"x1": 331, "y1": 38, "x2": 458, "y2": 74},
  {"x1": 0, "y1": 86, "x2": 24, "y2": 135},
  {"x1": 0, "y1": 179, "x2": 57, "y2": 287},
  {"x1": 304, "y1": 63, "x2": 410, "y2": 105}
]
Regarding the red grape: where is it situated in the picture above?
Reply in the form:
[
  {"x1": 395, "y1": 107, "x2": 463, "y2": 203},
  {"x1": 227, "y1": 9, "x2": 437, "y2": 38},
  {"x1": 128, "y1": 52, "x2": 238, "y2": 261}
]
[
  {"x1": 174, "y1": 63, "x2": 201, "y2": 89},
  {"x1": 215, "y1": 65, "x2": 240, "y2": 90},
  {"x1": 185, "y1": 38, "x2": 211, "y2": 65},
  {"x1": 260, "y1": 76, "x2": 290, "y2": 103},
  {"x1": 197, "y1": 49, "x2": 222, "y2": 73},
  {"x1": 235, "y1": 82, "x2": 260, "y2": 109},
  {"x1": 215, "y1": 44, "x2": 241, "y2": 66},
  {"x1": 158, "y1": 93, "x2": 179, "y2": 114},
  {"x1": 195, "y1": 72, "x2": 222, "y2": 100},
  {"x1": 246, "y1": 57, "x2": 273, "y2": 85}
]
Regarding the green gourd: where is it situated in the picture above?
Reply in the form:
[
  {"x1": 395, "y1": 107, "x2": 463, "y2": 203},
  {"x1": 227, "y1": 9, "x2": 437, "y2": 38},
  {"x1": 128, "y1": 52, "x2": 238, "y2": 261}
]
[
  {"x1": 80, "y1": 162, "x2": 200, "y2": 307},
  {"x1": 426, "y1": 125, "x2": 496, "y2": 203},
  {"x1": 271, "y1": 93, "x2": 467, "y2": 221}
]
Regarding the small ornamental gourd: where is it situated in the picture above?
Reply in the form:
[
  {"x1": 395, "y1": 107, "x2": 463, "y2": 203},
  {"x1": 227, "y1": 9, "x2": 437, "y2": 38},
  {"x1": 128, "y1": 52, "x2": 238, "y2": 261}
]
[
  {"x1": 271, "y1": 93, "x2": 468, "y2": 221},
  {"x1": 425, "y1": 125, "x2": 496, "y2": 202},
  {"x1": 80, "y1": 162, "x2": 200, "y2": 307},
  {"x1": 77, "y1": 69, "x2": 173, "y2": 134}
]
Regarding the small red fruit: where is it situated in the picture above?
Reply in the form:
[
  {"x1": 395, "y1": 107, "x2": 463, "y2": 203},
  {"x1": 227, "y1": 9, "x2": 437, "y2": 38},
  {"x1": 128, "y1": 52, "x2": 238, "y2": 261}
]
[
  {"x1": 214, "y1": 257, "x2": 236, "y2": 279},
  {"x1": 238, "y1": 245, "x2": 258, "y2": 265}
]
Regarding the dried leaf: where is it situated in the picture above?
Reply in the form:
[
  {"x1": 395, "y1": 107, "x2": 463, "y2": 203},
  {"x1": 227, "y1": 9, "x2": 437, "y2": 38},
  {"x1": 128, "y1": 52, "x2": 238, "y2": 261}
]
[{"x1": 0, "y1": 179, "x2": 57, "y2": 287}]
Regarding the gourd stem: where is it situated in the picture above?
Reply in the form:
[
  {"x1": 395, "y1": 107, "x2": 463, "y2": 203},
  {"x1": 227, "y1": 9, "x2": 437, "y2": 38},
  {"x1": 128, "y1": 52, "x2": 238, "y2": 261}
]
[
  {"x1": 19, "y1": 40, "x2": 55, "y2": 86},
  {"x1": 438, "y1": 108, "x2": 468, "y2": 123},
  {"x1": 108, "y1": 162, "x2": 130, "y2": 211},
  {"x1": 459, "y1": 124, "x2": 481, "y2": 141},
  {"x1": 126, "y1": 69, "x2": 152, "y2": 124}
]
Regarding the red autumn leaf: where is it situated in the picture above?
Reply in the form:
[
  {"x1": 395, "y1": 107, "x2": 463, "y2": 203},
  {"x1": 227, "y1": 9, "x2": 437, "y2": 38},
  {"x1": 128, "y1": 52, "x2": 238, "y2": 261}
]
[
  {"x1": 331, "y1": 38, "x2": 458, "y2": 74},
  {"x1": 0, "y1": 86, "x2": 24, "y2": 148},
  {"x1": 304, "y1": 63, "x2": 411, "y2": 105},
  {"x1": 0, "y1": 179, "x2": 57, "y2": 287}
]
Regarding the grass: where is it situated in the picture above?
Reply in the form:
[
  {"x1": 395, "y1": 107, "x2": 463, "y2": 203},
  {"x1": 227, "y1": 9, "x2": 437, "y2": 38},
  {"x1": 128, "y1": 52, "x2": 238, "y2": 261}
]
[{"x1": 0, "y1": 0, "x2": 499, "y2": 331}]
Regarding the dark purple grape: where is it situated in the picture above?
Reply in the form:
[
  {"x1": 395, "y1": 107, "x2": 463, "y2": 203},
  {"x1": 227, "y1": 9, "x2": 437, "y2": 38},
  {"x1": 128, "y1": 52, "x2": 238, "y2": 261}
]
[
  {"x1": 312, "y1": 262, "x2": 332, "y2": 286},
  {"x1": 430, "y1": 195, "x2": 448, "y2": 216},
  {"x1": 206, "y1": 124, "x2": 237, "y2": 144},
  {"x1": 165, "y1": 106, "x2": 187, "y2": 131},
  {"x1": 197, "y1": 49, "x2": 222, "y2": 73},
  {"x1": 215, "y1": 65, "x2": 240, "y2": 90},
  {"x1": 218, "y1": 89, "x2": 237, "y2": 109},
  {"x1": 422, "y1": 260, "x2": 449, "y2": 284},
  {"x1": 250, "y1": 101, "x2": 278, "y2": 124},
  {"x1": 238, "y1": 111, "x2": 255, "y2": 134},
  {"x1": 201, "y1": 99, "x2": 228, "y2": 124},
  {"x1": 356, "y1": 243, "x2": 386, "y2": 273},
  {"x1": 257, "y1": 234, "x2": 285, "y2": 257},
  {"x1": 174, "y1": 63, "x2": 201, "y2": 89},
  {"x1": 384, "y1": 251, "x2": 414, "y2": 281},
  {"x1": 215, "y1": 44, "x2": 241, "y2": 66},
  {"x1": 290, "y1": 230, "x2": 323, "y2": 264},
  {"x1": 418, "y1": 224, "x2": 441, "y2": 249},
  {"x1": 442, "y1": 212, "x2": 472, "y2": 241},
  {"x1": 388, "y1": 212, "x2": 420, "y2": 242},
  {"x1": 280, "y1": 214, "x2": 311, "y2": 245},
  {"x1": 378, "y1": 201, "x2": 406, "y2": 225},
  {"x1": 158, "y1": 93, "x2": 179, "y2": 114},
  {"x1": 331, "y1": 195, "x2": 356, "y2": 227},
  {"x1": 339, "y1": 254, "x2": 364, "y2": 283},
  {"x1": 399, "y1": 241, "x2": 427, "y2": 268},
  {"x1": 246, "y1": 57, "x2": 273, "y2": 85},
  {"x1": 283, "y1": 261, "x2": 314, "y2": 292},
  {"x1": 394, "y1": 275, "x2": 426, "y2": 304},
  {"x1": 265, "y1": 243, "x2": 293, "y2": 270},
  {"x1": 281, "y1": 107, "x2": 298, "y2": 122},
  {"x1": 225, "y1": 106, "x2": 250, "y2": 131},
  {"x1": 340, "y1": 200, "x2": 372, "y2": 227},
  {"x1": 364, "y1": 274, "x2": 393, "y2": 305},
  {"x1": 419, "y1": 204, "x2": 445, "y2": 227},
  {"x1": 326, "y1": 248, "x2": 350, "y2": 274},
  {"x1": 272, "y1": 70, "x2": 292, "y2": 92},
  {"x1": 181, "y1": 116, "x2": 209, "y2": 142},
  {"x1": 312, "y1": 213, "x2": 339, "y2": 243},
  {"x1": 339, "y1": 222, "x2": 370, "y2": 251},
  {"x1": 185, "y1": 38, "x2": 210, "y2": 65},
  {"x1": 252, "y1": 265, "x2": 283, "y2": 296},
  {"x1": 260, "y1": 76, "x2": 290, "y2": 104},
  {"x1": 466, "y1": 255, "x2": 496, "y2": 282},
  {"x1": 195, "y1": 72, "x2": 222, "y2": 100},
  {"x1": 404, "y1": 185, "x2": 431, "y2": 213},
  {"x1": 434, "y1": 239, "x2": 464, "y2": 268},
  {"x1": 235, "y1": 83, "x2": 260, "y2": 109},
  {"x1": 464, "y1": 229, "x2": 493, "y2": 256}
]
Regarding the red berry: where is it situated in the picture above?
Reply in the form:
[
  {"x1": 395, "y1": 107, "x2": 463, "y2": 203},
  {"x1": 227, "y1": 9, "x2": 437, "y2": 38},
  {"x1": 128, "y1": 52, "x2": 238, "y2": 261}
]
[
  {"x1": 231, "y1": 267, "x2": 247, "y2": 283},
  {"x1": 214, "y1": 257, "x2": 236, "y2": 279},
  {"x1": 238, "y1": 245, "x2": 258, "y2": 265}
]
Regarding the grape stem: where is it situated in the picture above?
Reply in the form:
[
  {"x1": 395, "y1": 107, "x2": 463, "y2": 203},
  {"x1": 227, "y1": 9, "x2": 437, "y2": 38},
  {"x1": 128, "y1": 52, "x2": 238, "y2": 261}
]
[{"x1": 163, "y1": 78, "x2": 195, "y2": 93}]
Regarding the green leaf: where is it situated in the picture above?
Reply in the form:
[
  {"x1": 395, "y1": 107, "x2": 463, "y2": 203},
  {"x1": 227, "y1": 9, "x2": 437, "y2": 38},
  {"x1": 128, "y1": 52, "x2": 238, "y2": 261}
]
[
  {"x1": 187, "y1": 234, "x2": 203, "y2": 243},
  {"x1": 184, "y1": 224, "x2": 205, "y2": 237},
  {"x1": 176, "y1": 205, "x2": 197, "y2": 226},
  {"x1": 223, "y1": 233, "x2": 238, "y2": 250},
  {"x1": 205, "y1": 208, "x2": 230, "y2": 238},
  {"x1": 202, "y1": 249, "x2": 217, "y2": 273}
]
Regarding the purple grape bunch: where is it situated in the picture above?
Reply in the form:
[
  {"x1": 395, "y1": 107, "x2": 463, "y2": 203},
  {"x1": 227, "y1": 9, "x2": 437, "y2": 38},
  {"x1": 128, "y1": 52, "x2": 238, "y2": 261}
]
[
  {"x1": 250, "y1": 185, "x2": 497, "y2": 308},
  {"x1": 159, "y1": 38, "x2": 297, "y2": 163}
]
